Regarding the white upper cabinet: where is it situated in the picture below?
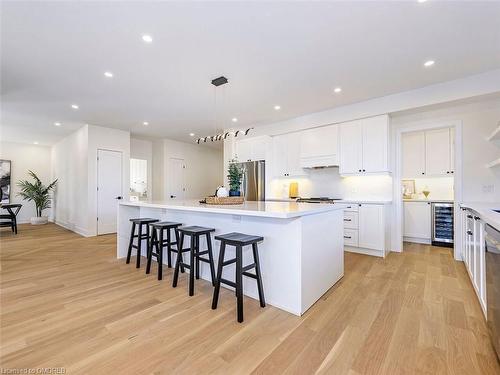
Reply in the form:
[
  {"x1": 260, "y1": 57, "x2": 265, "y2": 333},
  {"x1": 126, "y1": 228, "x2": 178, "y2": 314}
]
[
  {"x1": 235, "y1": 136, "x2": 270, "y2": 162},
  {"x1": 425, "y1": 128, "x2": 451, "y2": 176},
  {"x1": 299, "y1": 124, "x2": 339, "y2": 168},
  {"x1": 402, "y1": 131, "x2": 426, "y2": 178},
  {"x1": 339, "y1": 120, "x2": 363, "y2": 174},
  {"x1": 272, "y1": 133, "x2": 305, "y2": 177},
  {"x1": 362, "y1": 115, "x2": 389, "y2": 173},
  {"x1": 402, "y1": 127, "x2": 454, "y2": 177},
  {"x1": 339, "y1": 115, "x2": 389, "y2": 175}
]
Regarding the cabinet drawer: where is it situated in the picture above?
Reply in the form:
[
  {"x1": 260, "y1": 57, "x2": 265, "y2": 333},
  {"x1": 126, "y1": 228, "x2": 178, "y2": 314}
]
[
  {"x1": 344, "y1": 229, "x2": 359, "y2": 247},
  {"x1": 344, "y1": 204, "x2": 359, "y2": 212},
  {"x1": 343, "y1": 211, "x2": 359, "y2": 229}
]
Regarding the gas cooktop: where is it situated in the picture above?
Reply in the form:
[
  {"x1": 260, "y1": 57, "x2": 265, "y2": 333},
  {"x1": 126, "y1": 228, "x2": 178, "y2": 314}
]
[{"x1": 296, "y1": 197, "x2": 342, "y2": 203}]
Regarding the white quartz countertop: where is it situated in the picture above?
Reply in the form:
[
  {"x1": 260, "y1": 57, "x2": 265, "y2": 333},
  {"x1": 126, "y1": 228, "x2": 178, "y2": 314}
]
[
  {"x1": 403, "y1": 199, "x2": 454, "y2": 203},
  {"x1": 335, "y1": 199, "x2": 392, "y2": 205},
  {"x1": 121, "y1": 199, "x2": 348, "y2": 219},
  {"x1": 460, "y1": 202, "x2": 500, "y2": 231}
]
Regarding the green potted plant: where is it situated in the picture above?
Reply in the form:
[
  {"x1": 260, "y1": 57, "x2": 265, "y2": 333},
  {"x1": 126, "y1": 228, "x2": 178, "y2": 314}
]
[
  {"x1": 17, "y1": 170, "x2": 58, "y2": 225},
  {"x1": 227, "y1": 161, "x2": 243, "y2": 197}
]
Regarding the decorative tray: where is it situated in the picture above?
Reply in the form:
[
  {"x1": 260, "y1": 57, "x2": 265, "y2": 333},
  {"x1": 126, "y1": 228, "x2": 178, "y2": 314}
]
[{"x1": 204, "y1": 196, "x2": 244, "y2": 205}]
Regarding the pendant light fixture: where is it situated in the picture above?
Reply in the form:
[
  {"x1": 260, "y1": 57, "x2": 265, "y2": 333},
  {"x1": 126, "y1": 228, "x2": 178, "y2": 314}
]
[{"x1": 196, "y1": 76, "x2": 253, "y2": 144}]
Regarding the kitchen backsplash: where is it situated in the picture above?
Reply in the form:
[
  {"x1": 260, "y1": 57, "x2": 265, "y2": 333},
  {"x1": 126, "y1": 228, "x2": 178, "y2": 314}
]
[
  {"x1": 409, "y1": 177, "x2": 454, "y2": 200},
  {"x1": 268, "y1": 167, "x2": 393, "y2": 200}
]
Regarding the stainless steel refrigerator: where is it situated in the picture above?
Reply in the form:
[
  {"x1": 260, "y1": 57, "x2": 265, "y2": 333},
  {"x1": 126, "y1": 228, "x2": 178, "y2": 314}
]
[{"x1": 233, "y1": 160, "x2": 265, "y2": 201}]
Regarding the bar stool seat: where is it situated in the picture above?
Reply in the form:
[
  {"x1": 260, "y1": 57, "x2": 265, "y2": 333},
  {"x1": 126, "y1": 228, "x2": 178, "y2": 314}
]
[
  {"x1": 172, "y1": 226, "x2": 216, "y2": 296},
  {"x1": 146, "y1": 221, "x2": 182, "y2": 280},
  {"x1": 212, "y1": 232, "x2": 265, "y2": 323},
  {"x1": 126, "y1": 218, "x2": 159, "y2": 268}
]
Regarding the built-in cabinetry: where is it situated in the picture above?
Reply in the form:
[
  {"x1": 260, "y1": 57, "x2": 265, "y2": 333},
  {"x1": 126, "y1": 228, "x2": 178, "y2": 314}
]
[
  {"x1": 234, "y1": 136, "x2": 271, "y2": 162},
  {"x1": 402, "y1": 127, "x2": 455, "y2": 178},
  {"x1": 339, "y1": 115, "x2": 389, "y2": 176},
  {"x1": 343, "y1": 202, "x2": 391, "y2": 257},
  {"x1": 299, "y1": 124, "x2": 339, "y2": 168},
  {"x1": 460, "y1": 207, "x2": 486, "y2": 315},
  {"x1": 403, "y1": 201, "x2": 431, "y2": 244},
  {"x1": 272, "y1": 133, "x2": 304, "y2": 177}
]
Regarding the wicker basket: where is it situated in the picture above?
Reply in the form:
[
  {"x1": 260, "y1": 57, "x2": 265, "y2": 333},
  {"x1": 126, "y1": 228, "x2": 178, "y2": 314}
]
[{"x1": 205, "y1": 196, "x2": 244, "y2": 205}]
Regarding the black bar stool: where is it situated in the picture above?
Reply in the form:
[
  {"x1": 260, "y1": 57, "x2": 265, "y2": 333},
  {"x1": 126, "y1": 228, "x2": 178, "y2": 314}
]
[
  {"x1": 146, "y1": 221, "x2": 182, "y2": 280},
  {"x1": 126, "y1": 218, "x2": 159, "y2": 268},
  {"x1": 211, "y1": 232, "x2": 265, "y2": 323},
  {"x1": 172, "y1": 226, "x2": 216, "y2": 296}
]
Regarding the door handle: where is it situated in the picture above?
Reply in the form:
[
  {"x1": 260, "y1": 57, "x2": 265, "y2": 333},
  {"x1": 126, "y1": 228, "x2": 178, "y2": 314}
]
[
  {"x1": 115, "y1": 196, "x2": 123, "y2": 200},
  {"x1": 170, "y1": 195, "x2": 176, "y2": 198}
]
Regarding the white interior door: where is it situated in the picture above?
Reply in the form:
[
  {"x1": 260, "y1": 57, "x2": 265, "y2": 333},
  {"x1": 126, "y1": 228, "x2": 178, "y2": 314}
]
[
  {"x1": 97, "y1": 149, "x2": 122, "y2": 235},
  {"x1": 168, "y1": 158, "x2": 185, "y2": 200}
]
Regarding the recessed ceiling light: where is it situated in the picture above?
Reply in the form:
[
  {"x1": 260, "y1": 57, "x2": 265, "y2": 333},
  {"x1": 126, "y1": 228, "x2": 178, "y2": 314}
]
[
  {"x1": 104, "y1": 71, "x2": 114, "y2": 78},
  {"x1": 424, "y1": 60, "x2": 435, "y2": 67},
  {"x1": 71, "y1": 104, "x2": 79, "y2": 109},
  {"x1": 142, "y1": 34, "x2": 153, "y2": 43},
  {"x1": 232, "y1": 117, "x2": 238, "y2": 122},
  {"x1": 274, "y1": 105, "x2": 281, "y2": 110},
  {"x1": 143, "y1": 122, "x2": 149, "y2": 126},
  {"x1": 54, "y1": 122, "x2": 61, "y2": 126},
  {"x1": 189, "y1": 133, "x2": 195, "y2": 137},
  {"x1": 418, "y1": 0, "x2": 427, "y2": 3},
  {"x1": 334, "y1": 87, "x2": 342, "y2": 93},
  {"x1": 33, "y1": 141, "x2": 39, "y2": 145}
]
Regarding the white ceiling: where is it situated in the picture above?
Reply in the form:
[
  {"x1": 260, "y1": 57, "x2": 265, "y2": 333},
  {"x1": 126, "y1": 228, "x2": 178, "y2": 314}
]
[{"x1": 1, "y1": 1, "x2": 500, "y2": 146}]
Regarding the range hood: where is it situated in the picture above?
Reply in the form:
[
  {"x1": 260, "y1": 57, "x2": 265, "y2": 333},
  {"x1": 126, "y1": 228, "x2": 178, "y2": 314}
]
[{"x1": 300, "y1": 154, "x2": 339, "y2": 169}]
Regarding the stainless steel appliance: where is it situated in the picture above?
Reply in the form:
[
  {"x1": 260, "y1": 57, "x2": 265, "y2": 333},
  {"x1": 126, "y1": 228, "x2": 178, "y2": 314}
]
[
  {"x1": 234, "y1": 160, "x2": 265, "y2": 201},
  {"x1": 486, "y1": 223, "x2": 500, "y2": 360},
  {"x1": 296, "y1": 197, "x2": 342, "y2": 204},
  {"x1": 431, "y1": 202, "x2": 454, "y2": 247}
]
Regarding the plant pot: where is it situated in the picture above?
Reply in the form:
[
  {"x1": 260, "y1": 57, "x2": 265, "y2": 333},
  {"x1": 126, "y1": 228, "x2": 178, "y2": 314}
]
[
  {"x1": 229, "y1": 190, "x2": 241, "y2": 197},
  {"x1": 30, "y1": 216, "x2": 48, "y2": 225}
]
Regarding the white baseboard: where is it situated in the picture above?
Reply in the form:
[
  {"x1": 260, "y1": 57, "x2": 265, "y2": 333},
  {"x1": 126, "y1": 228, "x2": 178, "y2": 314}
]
[
  {"x1": 403, "y1": 236, "x2": 431, "y2": 245},
  {"x1": 345, "y1": 246, "x2": 385, "y2": 258},
  {"x1": 54, "y1": 220, "x2": 92, "y2": 237}
]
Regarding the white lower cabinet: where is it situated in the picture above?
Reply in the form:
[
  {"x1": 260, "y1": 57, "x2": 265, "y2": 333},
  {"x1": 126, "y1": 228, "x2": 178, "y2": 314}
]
[
  {"x1": 343, "y1": 203, "x2": 390, "y2": 257},
  {"x1": 461, "y1": 207, "x2": 487, "y2": 316},
  {"x1": 403, "y1": 201, "x2": 431, "y2": 243}
]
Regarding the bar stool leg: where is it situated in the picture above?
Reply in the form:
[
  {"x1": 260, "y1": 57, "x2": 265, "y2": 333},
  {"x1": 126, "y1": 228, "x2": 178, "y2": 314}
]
[
  {"x1": 189, "y1": 235, "x2": 195, "y2": 296},
  {"x1": 252, "y1": 243, "x2": 266, "y2": 307},
  {"x1": 157, "y1": 228, "x2": 164, "y2": 280},
  {"x1": 146, "y1": 227, "x2": 156, "y2": 274},
  {"x1": 136, "y1": 223, "x2": 143, "y2": 268},
  {"x1": 175, "y1": 229, "x2": 185, "y2": 273},
  {"x1": 166, "y1": 228, "x2": 172, "y2": 268},
  {"x1": 126, "y1": 223, "x2": 136, "y2": 264},
  {"x1": 172, "y1": 232, "x2": 184, "y2": 287},
  {"x1": 236, "y1": 245, "x2": 244, "y2": 323},
  {"x1": 211, "y1": 241, "x2": 226, "y2": 309},
  {"x1": 206, "y1": 233, "x2": 216, "y2": 286}
]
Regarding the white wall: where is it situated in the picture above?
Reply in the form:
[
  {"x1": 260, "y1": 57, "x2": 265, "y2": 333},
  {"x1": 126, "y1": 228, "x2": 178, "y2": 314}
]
[
  {"x1": 0, "y1": 141, "x2": 53, "y2": 223},
  {"x1": 51, "y1": 126, "x2": 89, "y2": 235},
  {"x1": 87, "y1": 125, "x2": 130, "y2": 236},
  {"x1": 163, "y1": 139, "x2": 223, "y2": 199}
]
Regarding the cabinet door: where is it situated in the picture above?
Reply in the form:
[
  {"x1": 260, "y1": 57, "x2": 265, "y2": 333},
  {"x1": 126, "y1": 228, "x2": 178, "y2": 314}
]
[
  {"x1": 403, "y1": 202, "x2": 431, "y2": 240},
  {"x1": 449, "y1": 127, "x2": 455, "y2": 174},
  {"x1": 250, "y1": 136, "x2": 269, "y2": 161},
  {"x1": 425, "y1": 128, "x2": 451, "y2": 176},
  {"x1": 300, "y1": 125, "x2": 338, "y2": 158},
  {"x1": 286, "y1": 132, "x2": 304, "y2": 176},
  {"x1": 339, "y1": 120, "x2": 362, "y2": 174},
  {"x1": 358, "y1": 204, "x2": 384, "y2": 250},
  {"x1": 362, "y1": 115, "x2": 389, "y2": 173},
  {"x1": 235, "y1": 139, "x2": 252, "y2": 162},
  {"x1": 402, "y1": 131, "x2": 425, "y2": 178},
  {"x1": 272, "y1": 135, "x2": 288, "y2": 177}
]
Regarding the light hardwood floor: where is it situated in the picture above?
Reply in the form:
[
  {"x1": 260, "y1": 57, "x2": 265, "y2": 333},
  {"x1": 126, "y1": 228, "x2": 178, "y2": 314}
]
[{"x1": 1, "y1": 224, "x2": 499, "y2": 374}]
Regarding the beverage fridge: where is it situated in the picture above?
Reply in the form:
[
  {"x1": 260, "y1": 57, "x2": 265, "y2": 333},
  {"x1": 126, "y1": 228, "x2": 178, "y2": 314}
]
[{"x1": 431, "y1": 202, "x2": 454, "y2": 247}]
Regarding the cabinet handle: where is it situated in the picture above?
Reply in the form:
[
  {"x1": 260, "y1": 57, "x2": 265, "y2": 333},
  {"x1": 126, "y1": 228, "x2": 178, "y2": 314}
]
[
  {"x1": 421, "y1": 172, "x2": 425, "y2": 175},
  {"x1": 467, "y1": 230, "x2": 473, "y2": 236},
  {"x1": 362, "y1": 169, "x2": 366, "y2": 172},
  {"x1": 358, "y1": 204, "x2": 362, "y2": 207},
  {"x1": 427, "y1": 202, "x2": 430, "y2": 205},
  {"x1": 344, "y1": 236, "x2": 352, "y2": 239},
  {"x1": 344, "y1": 218, "x2": 352, "y2": 222},
  {"x1": 451, "y1": 171, "x2": 454, "y2": 174},
  {"x1": 446, "y1": 171, "x2": 450, "y2": 174},
  {"x1": 467, "y1": 215, "x2": 473, "y2": 219},
  {"x1": 358, "y1": 169, "x2": 362, "y2": 172},
  {"x1": 474, "y1": 216, "x2": 480, "y2": 221}
]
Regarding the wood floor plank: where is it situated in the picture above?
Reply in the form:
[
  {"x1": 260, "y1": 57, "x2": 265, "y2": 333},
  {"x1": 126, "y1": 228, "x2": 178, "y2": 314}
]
[{"x1": 1, "y1": 224, "x2": 499, "y2": 374}]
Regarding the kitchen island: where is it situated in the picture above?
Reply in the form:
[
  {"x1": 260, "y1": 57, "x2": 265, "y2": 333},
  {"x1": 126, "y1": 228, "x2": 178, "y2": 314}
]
[{"x1": 118, "y1": 200, "x2": 347, "y2": 315}]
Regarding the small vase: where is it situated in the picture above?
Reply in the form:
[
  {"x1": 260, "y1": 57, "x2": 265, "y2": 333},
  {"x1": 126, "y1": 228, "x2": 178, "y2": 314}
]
[
  {"x1": 31, "y1": 216, "x2": 48, "y2": 225},
  {"x1": 229, "y1": 190, "x2": 241, "y2": 197}
]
